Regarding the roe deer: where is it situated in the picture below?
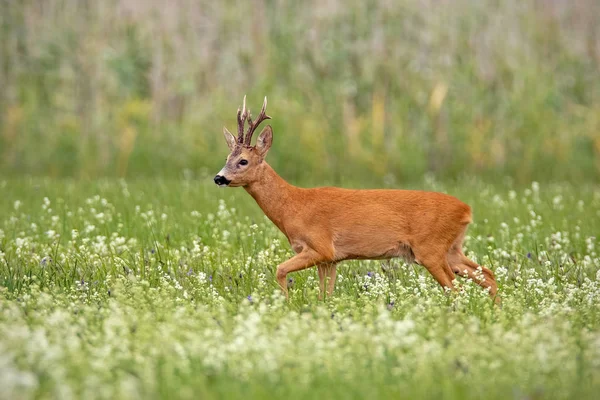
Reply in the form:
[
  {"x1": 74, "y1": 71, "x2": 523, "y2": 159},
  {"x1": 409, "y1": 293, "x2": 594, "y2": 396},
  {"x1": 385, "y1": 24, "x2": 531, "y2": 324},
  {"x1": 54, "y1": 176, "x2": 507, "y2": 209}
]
[{"x1": 214, "y1": 96, "x2": 499, "y2": 302}]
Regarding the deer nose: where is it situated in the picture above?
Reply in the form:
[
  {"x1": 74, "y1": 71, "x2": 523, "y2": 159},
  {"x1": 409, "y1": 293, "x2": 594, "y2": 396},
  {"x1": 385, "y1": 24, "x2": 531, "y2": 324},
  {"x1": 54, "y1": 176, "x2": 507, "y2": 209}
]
[{"x1": 214, "y1": 175, "x2": 231, "y2": 186}]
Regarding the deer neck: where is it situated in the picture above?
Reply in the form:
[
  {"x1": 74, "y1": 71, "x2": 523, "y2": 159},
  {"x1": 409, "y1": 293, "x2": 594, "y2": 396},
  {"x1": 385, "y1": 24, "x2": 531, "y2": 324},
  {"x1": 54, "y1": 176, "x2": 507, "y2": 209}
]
[{"x1": 244, "y1": 162, "x2": 298, "y2": 234}]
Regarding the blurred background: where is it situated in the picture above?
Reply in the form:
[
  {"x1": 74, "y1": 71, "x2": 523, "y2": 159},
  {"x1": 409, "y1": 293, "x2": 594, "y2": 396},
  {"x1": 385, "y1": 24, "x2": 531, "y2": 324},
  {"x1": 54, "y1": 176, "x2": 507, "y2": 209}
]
[{"x1": 1, "y1": 0, "x2": 599, "y2": 185}]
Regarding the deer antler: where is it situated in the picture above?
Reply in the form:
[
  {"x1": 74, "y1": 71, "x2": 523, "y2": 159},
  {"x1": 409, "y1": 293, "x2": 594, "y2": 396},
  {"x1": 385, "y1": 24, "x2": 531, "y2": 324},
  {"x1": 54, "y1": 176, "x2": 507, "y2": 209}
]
[
  {"x1": 244, "y1": 96, "x2": 271, "y2": 146},
  {"x1": 236, "y1": 95, "x2": 248, "y2": 145}
]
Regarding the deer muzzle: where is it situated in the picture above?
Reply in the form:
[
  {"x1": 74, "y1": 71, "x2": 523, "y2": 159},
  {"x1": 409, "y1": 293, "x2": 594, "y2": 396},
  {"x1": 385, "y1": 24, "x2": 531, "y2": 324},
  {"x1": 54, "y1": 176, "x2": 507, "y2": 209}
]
[{"x1": 214, "y1": 175, "x2": 231, "y2": 187}]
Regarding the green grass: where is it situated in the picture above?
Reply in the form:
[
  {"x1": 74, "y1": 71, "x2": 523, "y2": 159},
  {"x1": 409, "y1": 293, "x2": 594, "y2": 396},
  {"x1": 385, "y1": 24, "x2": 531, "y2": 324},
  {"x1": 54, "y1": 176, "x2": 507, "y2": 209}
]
[
  {"x1": 0, "y1": 178, "x2": 599, "y2": 399},
  {"x1": 2, "y1": 1, "x2": 599, "y2": 397}
]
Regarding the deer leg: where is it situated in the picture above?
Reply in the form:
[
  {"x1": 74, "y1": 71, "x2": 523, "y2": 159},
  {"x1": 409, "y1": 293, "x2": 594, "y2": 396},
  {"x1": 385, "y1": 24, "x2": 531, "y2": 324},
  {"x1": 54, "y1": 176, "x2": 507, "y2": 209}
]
[
  {"x1": 317, "y1": 264, "x2": 328, "y2": 300},
  {"x1": 447, "y1": 228, "x2": 500, "y2": 303},
  {"x1": 448, "y1": 251, "x2": 499, "y2": 302},
  {"x1": 416, "y1": 253, "x2": 456, "y2": 293},
  {"x1": 327, "y1": 264, "x2": 337, "y2": 296},
  {"x1": 276, "y1": 249, "x2": 327, "y2": 299},
  {"x1": 317, "y1": 263, "x2": 337, "y2": 300}
]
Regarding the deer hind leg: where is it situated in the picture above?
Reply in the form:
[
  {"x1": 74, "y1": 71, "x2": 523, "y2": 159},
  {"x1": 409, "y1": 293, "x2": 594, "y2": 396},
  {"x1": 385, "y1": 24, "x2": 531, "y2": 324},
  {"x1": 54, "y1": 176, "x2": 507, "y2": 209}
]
[
  {"x1": 447, "y1": 229, "x2": 499, "y2": 301},
  {"x1": 317, "y1": 263, "x2": 337, "y2": 300},
  {"x1": 414, "y1": 249, "x2": 456, "y2": 293},
  {"x1": 448, "y1": 250, "x2": 498, "y2": 296}
]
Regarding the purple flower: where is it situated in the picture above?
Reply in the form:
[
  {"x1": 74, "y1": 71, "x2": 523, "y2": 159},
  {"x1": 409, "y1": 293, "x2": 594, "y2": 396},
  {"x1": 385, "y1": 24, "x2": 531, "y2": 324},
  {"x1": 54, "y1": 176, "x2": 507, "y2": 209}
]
[
  {"x1": 187, "y1": 268, "x2": 193, "y2": 276},
  {"x1": 247, "y1": 295, "x2": 253, "y2": 303},
  {"x1": 367, "y1": 271, "x2": 374, "y2": 277},
  {"x1": 209, "y1": 275, "x2": 213, "y2": 282},
  {"x1": 527, "y1": 252, "x2": 531, "y2": 259}
]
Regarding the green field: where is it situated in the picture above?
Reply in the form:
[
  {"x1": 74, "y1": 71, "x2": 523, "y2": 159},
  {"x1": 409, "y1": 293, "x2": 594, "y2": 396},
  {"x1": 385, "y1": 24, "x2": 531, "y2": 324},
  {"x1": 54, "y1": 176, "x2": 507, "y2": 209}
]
[
  {"x1": 1, "y1": 179, "x2": 599, "y2": 399},
  {"x1": 2, "y1": 1, "x2": 600, "y2": 398}
]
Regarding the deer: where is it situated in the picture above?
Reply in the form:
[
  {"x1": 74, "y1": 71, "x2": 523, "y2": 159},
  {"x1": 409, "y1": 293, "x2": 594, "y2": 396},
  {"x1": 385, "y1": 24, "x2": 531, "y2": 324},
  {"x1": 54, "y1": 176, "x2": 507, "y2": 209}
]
[{"x1": 214, "y1": 96, "x2": 499, "y2": 303}]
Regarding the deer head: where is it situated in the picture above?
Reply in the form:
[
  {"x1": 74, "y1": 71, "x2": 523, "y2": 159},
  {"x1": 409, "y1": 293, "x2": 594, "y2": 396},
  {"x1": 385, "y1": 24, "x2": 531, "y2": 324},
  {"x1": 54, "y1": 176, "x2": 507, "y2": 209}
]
[{"x1": 214, "y1": 96, "x2": 273, "y2": 187}]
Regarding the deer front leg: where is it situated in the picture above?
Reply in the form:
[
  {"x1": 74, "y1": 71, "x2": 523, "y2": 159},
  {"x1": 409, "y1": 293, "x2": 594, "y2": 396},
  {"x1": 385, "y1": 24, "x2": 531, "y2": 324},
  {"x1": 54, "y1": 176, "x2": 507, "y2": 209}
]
[
  {"x1": 317, "y1": 263, "x2": 337, "y2": 300},
  {"x1": 276, "y1": 248, "x2": 326, "y2": 299}
]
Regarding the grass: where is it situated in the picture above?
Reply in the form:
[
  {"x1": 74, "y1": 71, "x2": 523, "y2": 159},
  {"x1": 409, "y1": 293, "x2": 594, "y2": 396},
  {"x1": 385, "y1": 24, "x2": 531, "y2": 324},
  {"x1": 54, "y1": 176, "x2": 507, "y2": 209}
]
[
  {"x1": 0, "y1": 177, "x2": 599, "y2": 399},
  {"x1": 2, "y1": 1, "x2": 599, "y2": 397}
]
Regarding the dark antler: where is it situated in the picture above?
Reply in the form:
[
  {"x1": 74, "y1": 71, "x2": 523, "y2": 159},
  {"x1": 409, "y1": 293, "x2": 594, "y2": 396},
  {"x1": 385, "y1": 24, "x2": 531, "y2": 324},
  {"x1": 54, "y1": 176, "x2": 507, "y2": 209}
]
[
  {"x1": 236, "y1": 95, "x2": 248, "y2": 145},
  {"x1": 244, "y1": 96, "x2": 271, "y2": 146}
]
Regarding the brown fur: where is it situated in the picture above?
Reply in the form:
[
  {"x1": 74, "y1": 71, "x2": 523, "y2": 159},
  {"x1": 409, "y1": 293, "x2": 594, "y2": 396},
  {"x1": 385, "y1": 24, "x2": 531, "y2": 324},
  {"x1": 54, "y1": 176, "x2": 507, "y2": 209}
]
[{"x1": 216, "y1": 99, "x2": 499, "y2": 303}]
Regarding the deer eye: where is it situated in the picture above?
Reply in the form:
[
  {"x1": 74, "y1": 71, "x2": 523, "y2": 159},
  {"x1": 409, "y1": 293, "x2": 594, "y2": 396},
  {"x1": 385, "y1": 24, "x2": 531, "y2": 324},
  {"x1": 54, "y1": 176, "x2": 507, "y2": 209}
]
[{"x1": 239, "y1": 159, "x2": 248, "y2": 166}]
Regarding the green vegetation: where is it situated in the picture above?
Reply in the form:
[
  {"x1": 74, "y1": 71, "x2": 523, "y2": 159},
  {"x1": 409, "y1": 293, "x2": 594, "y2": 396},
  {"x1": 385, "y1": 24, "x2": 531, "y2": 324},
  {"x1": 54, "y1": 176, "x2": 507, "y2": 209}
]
[
  {"x1": 2, "y1": 1, "x2": 600, "y2": 398},
  {"x1": 1, "y1": 179, "x2": 599, "y2": 399},
  {"x1": 1, "y1": 0, "x2": 600, "y2": 183}
]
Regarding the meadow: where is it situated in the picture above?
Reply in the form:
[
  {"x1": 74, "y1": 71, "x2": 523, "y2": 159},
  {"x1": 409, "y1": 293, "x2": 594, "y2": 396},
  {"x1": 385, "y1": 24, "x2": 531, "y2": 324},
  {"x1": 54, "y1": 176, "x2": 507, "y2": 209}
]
[
  {"x1": 2, "y1": 0, "x2": 600, "y2": 398},
  {"x1": 1, "y1": 178, "x2": 599, "y2": 399}
]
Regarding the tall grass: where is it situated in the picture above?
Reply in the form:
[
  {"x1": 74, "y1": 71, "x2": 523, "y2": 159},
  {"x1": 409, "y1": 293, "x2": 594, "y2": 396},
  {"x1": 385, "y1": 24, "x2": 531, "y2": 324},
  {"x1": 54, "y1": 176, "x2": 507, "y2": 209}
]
[
  {"x1": 0, "y1": 178, "x2": 599, "y2": 399},
  {"x1": 1, "y1": 0, "x2": 599, "y2": 184}
]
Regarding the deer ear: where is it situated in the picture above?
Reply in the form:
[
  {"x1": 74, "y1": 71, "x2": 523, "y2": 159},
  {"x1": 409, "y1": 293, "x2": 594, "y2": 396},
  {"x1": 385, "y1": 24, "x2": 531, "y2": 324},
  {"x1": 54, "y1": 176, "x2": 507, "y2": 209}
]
[
  {"x1": 223, "y1": 127, "x2": 236, "y2": 151},
  {"x1": 255, "y1": 125, "x2": 273, "y2": 158}
]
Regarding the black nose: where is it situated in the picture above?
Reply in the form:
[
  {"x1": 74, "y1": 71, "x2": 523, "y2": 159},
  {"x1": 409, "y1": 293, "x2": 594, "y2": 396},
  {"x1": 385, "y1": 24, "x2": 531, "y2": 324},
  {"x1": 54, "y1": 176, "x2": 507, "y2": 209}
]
[{"x1": 214, "y1": 175, "x2": 231, "y2": 186}]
